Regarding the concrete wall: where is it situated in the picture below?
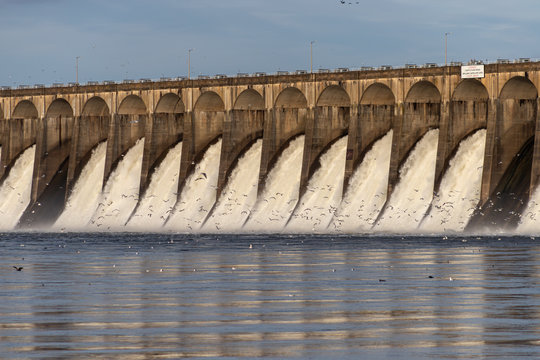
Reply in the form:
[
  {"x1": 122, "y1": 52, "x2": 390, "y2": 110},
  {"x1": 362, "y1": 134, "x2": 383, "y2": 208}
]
[{"x1": 1, "y1": 62, "x2": 540, "y2": 228}]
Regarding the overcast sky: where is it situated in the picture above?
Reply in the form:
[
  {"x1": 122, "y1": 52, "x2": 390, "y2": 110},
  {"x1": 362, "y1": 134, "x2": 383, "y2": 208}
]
[{"x1": 1, "y1": 0, "x2": 538, "y2": 86}]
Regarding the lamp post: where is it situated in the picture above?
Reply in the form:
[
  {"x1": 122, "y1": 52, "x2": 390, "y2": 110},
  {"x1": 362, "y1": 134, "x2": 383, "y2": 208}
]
[
  {"x1": 76, "y1": 56, "x2": 80, "y2": 84},
  {"x1": 188, "y1": 49, "x2": 193, "y2": 79},
  {"x1": 444, "y1": 33, "x2": 450, "y2": 66},
  {"x1": 310, "y1": 41, "x2": 315, "y2": 73}
]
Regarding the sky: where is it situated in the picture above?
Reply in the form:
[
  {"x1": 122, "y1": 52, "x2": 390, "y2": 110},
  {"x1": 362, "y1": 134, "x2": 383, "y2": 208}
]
[{"x1": 0, "y1": 0, "x2": 539, "y2": 86}]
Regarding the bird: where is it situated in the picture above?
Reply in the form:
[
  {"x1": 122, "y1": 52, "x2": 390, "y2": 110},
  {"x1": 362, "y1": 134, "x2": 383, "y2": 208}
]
[{"x1": 13, "y1": 266, "x2": 23, "y2": 271}]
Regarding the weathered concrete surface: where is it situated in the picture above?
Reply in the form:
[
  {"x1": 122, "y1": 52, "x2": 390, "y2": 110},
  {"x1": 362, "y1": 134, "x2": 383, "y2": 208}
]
[
  {"x1": 0, "y1": 62, "x2": 539, "y2": 229},
  {"x1": 258, "y1": 87, "x2": 308, "y2": 195},
  {"x1": 31, "y1": 114, "x2": 72, "y2": 204},
  {"x1": 139, "y1": 93, "x2": 184, "y2": 196},
  {"x1": 344, "y1": 83, "x2": 394, "y2": 195},
  {"x1": 0, "y1": 100, "x2": 38, "y2": 181},
  {"x1": 216, "y1": 89, "x2": 265, "y2": 199},
  {"x1": 387, "y1": 81, "x2": 441, "y2": 196},
  {"x1": 178, "y1": 91, "x2": 224, "y2": 197},
  {"x1": 103, "y1": 95, "x2": 147, "y2": 186},
  {"x1": 480, "y1": 76, "x2": 537, "y2": 206},
  {"x1": 297, "y1": 85, "x2": 350, "y2": 199},
  {"x1": 434, "y1": 79, "x2": 489, "y2": 190},
  {"x1": 66, "y1": 96, "x2": 110, "y2": 197}
]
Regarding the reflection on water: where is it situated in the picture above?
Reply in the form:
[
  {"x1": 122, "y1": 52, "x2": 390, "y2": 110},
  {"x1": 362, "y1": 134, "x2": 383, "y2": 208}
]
[{"x1": 1, "y1": 233, "x2": 540, "y2": 359}]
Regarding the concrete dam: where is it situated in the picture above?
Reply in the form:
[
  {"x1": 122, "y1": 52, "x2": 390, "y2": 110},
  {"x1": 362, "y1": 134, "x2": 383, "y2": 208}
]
[{"x1": 1, "y1": 61, "x2": 540, "y2": 233}]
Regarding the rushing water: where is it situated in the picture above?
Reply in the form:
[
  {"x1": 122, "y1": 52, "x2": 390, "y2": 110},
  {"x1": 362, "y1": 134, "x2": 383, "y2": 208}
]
[
  {"x1": 286, "y1": 136, "x2": 348, "y2": 233},
  {"x1": 244, "y1": 135, "x2": 305, "y2": 232},
  {"x1": 127, "y1": 141, "x2": 183, "y2": 231},
  {"x1": 89, "y1": 139, "x2": 145, "y2": 230},
  {"x1": 0, "y1": 145, "x2": 35, "y2": 230},
  {"x1": 421, "y1": 130, "x2": 486, "y2": 233},
  {"x1": 2, "y1": 232, "x2": 540, "y2": 359},
  {"x1": 203, "y1": 139, "x2": 262, "y2": 232},
  {"x1": 165, "y1": 139, "x2": 222, "y2": 232},
  {"x1": 333, "y1": 131, "x2": 393, "y2": 233},
  {"x1": 54, "y1": 142, "x2": 107, "y2": 230},
  {"x1": 374, "y1": 130, "x2": 439, "y2": 232}
]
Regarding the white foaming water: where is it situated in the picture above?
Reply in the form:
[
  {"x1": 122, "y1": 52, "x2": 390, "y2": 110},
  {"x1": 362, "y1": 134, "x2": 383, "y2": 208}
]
[
  {"x1": 89, "y1": 139, "x2": 145, "y2": 230},
  {"x1": 0, "y1": 145, "x2": 35, "y2": 230},
  {"x1": 331, "y1": 131, "x2": 393, "y2": 233},
  {"x1": 127, "y1": 142, "x2": 182, "y2": 230},
  {"x1": 54, "y1": 142, "x2": 107, "y2": 230},
  {"x1": 166, "y1": 139, "x2": 222, "y2": 232},
  {"x1": 421, "y1": 129, "x2": 486, "y2": 233},
  {"x1": 520, "y1": 188, "x2": 540, "y2": 233},
  {"x1": 244, "y1": 136, "x2": 305, "y2": 232},
  {"x1": 374, "y1": 129, "x2": 439, "y2": 233},
  {"x1": 203, "y1": 140, "x2": 263, "y2": 232},
  {"x1": 286, "y1": 136, "x2": 348, "y2": 233}
]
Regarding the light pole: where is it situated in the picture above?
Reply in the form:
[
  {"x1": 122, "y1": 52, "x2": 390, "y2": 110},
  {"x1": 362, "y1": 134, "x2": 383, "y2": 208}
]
[
  {"x1": 76, "y1": 56, "x2": 80, "y2": 84},
  {"x1": 444, "y1": 32, "x2": 450, "y2": 66},
  {"x1": 310, "y1": 41, "x2": 315, "y2": 73},
  {"x1": 188, "y1": 49, "x2": 193, "y2": 79}
]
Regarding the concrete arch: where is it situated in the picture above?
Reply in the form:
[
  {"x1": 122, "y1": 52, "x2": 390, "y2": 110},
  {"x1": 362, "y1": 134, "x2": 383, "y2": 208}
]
[
  {"x1": 82, "y1": 96, "x2": 109, "y2": 116},
  {"x1": 155, "y1": 93, "x2": 185, "y2": 114},
  {"x1": 360, "y1": 83, "x2": 395, "y2": 105},
  {"x1": 434, "y1": 79, "x2": 490, "y2": 189},
  {"x1": 178, "y1": 90, "x2": 225, "y2": 197},
  {"x1": 344, "y1": 83, "x2": 395, "y2": 193},
  {"x1": 216, "y1": 89, "x2": 265, "y2": 198},
  {"x1": 46, "y1": 98, "x2": 73, "y2": 117},
  {"x1": 12, "y1": 100, "x2": 38, "y2": 118},
  {"x1": 452, "y1": 79, "x2": 489, "y2": 101},
  {"x1": 477, "y1": 75, "x2": 538, "y2": 219},
  {"x1": 118, "y1": 94, "x2": 147, "y2": 115},
  {"x1": 104, "y1": 94, "x2": 147, "y2": 187},
  {"x1": 1, "y1": 99, "x2": 39, "y2": 182},
  {"x1": 405, "y1": 80, "x2": 441, "y2": 103},
  {"x1": 138, "y1": 92, "x2": 185, "y2": 197},
  {"x1": 67, "y1": 96, "x2": 110, "y2": 197},
  {"x1": 387, "y1": 80, "x2": 441, "y2": 196},
  {"x1": 234, "y1": 89, "x2": 264, "y2": 110},
  {"x1": 194, "y1": 91, "x2": 224, "y2": 112},
  {"x1": 275, "y1": 87, "x2": 308, "y2": 108},
  {"x1": 500, "y1": 76, "x2": 538, "y2": 100},
  {"x1": 317, "y1": 85, "x2": 350, "y2": 107}
]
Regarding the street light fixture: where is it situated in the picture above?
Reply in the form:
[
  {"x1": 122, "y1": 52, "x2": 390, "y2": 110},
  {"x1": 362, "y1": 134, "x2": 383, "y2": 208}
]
[
  {"x1": 76, "y1": 56, "x2": 80, "y2": 84},
  {"x1": 310, "y1": 41, "x2": 315, "y2": 73},
  {"x1": 188, "y1": 49, "x2": 194, "y2": 79},
  {"x1": 445, "y1": 33, "x2": 451, "y2": 66}
]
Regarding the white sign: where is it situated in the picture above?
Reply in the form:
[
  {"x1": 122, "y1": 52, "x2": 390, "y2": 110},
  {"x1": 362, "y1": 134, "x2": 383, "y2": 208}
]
[{"x1": 461, "y1": 65, "x2": 485, "y2": 79}]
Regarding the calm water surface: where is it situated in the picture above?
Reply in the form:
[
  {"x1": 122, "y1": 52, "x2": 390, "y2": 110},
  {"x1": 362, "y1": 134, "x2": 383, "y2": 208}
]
[{"x1": 2, "y1": 232, "x2": 540, "y2": 359}]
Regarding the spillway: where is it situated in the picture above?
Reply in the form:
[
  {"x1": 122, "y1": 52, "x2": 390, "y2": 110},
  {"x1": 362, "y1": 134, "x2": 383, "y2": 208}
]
[
  {"x1": 165, "y1": 139, "x2": 222, "y2": 232},
  {"x1": 89, "y1": 139, "x2": 145, "y2": 230},
  {"x1": 244, "y1": 136, "x2": 305, "y2": 232},
  {"x1": 420, "y1": 129, "x2": 486, "y2": 233},
  {"x1": 374, "y1": 129, "x2": 439, "y2": 233},
  {"x1": 331, "y1": 131, "x2": 393, "y2": 233},
  {"x1": 54, "y1": 142, "x2": 107, "y2": 230},
  {"x1": 0, "y1": 145, "x2": 35, "y2": 230},
  {"x1": 1, "y1": 124, "x2": 533, "y2": 235},
  {"x1": 203, "y1": 139, "x2": 263, "y2": 232},
  {"x1": 286, "y1": 136, "x2": 348, "y2": 233},
  {"x1": 127, "y1": 142, "x2": 182, "y2": 230}
]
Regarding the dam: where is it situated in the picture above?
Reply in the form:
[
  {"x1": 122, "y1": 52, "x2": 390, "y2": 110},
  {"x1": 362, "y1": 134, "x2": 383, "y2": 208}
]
[{"x1": 1, "y1": 60, "x2": 540, "y2": 232}]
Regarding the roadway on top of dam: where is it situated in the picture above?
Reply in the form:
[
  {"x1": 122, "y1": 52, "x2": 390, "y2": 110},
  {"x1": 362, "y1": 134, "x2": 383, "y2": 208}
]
[{"x1": 1, "y1": 60, "x2": 540, "y2": 116}]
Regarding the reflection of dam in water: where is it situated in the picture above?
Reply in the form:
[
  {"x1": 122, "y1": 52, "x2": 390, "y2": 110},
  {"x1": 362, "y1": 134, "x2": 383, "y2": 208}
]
[{"x1": 1, "y1": 62, "x2": 540, "y2": 232}]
